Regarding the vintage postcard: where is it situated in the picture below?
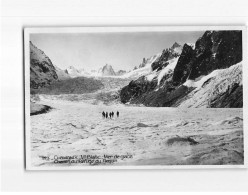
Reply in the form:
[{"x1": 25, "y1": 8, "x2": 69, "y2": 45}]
[{"x1": 24, "y1": 26, "x2": 247, "y2": 170}]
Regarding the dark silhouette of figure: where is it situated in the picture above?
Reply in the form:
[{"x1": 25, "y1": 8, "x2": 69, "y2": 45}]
[
  {"x1": 102, "y1": 111, "x2": 105, "y2": 118},
  {"x1": 109, "y1": 112, "x2": 112, "y2": 119},
  {"x1": 112, "y1": 111, "x2": 114, "y2": 118},
  {"x1": 106, "y1": 112, "x2": 108, "y2": 118},
  {"x1": 117, "y1": 111, "x2": 119, "y2": 117}
]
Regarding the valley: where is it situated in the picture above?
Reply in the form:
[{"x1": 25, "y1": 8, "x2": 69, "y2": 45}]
[
  {"x1": 30, "y1": 95, "x2": 243, "y2": 167},
  {"x1": 28, "y1": 30, "x2": 244, "y2": 167}
]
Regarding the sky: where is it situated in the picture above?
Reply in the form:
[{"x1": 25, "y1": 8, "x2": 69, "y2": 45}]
[{"x1": 30, "y1": 31, "x2": 204, "y2": 72}]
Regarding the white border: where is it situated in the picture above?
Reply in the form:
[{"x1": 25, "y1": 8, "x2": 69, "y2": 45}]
[{"x1": 24, "y1": 26, "x2": 247, "y2": 170}]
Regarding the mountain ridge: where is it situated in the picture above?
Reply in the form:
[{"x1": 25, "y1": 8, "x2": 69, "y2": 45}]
[
  {"x1": 30, "y1": 31, "x2": 243, "y2": 108},
  {"x1": 120, "y1": 31, "x2": 243, "y2": 108}
]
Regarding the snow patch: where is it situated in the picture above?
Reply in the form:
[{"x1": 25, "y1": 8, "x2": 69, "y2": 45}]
[
  {"x1": 157, "y1": 57, "x2": 179, "y2": 85},
  {"x1": 183, "y1": 80, "x2": 196, "y2": 88},
  {"x1": 146, "y1": 73, "x2": 157, "y2": 81},
  {"x1": 212, "y1": 53, "x2": 217, "y2": 59},
  {"x1": 186, "y1": 43, "x2": 195, "y2": 50}
]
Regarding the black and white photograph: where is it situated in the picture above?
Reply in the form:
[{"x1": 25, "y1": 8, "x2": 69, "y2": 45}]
[{"x1": 24, "y1": 27, "x2": 246, "y2": 170}]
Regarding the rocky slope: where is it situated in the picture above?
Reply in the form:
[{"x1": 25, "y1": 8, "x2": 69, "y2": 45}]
[
  {"x1": 54, "y1": 65, "x2": 70, "y2": 80},
  {"x1": 178, "y1": 62, "x2": 242, "y2": 108},
  {"x1": 120, "y1": 42, "x2": 184, "y2": 105},
  {"x1": 120, "y1": 31, "x2": 243, "y2": 108},
  {"x1": 30, "y1": 41, "x2": 58, "y2": 89}
]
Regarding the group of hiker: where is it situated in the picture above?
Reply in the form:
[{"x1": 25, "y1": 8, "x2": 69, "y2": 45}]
[{"x1": 102, "y1": 111, "x2": 119, "y2": 119}]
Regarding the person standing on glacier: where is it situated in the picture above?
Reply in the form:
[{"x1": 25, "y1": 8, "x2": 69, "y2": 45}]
[{"x1": 102, "y1": 111, "x2": 105, "y2": 118}]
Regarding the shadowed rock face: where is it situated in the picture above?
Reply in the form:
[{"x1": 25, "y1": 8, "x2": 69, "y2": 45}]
[
  {"x1": 30, "y1": 41, "x2": 58, "y2": 89},
  {"x1": 120, "y1": 31, "x2": 243, "y2": 108},
  {"x1": 120, "y1": 80, "x2": 193, "y2": 107},
  {"x1": 173, "y1": 30, "x2": 242, "y2": 85},
  {"x1": 172, "y1": 44, "x2": 194, "y2": 85},
  {"x1": 120, "y1": 76, "x2": 158, "y2": 104}
]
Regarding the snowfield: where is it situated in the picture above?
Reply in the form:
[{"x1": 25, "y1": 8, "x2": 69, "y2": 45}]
[
  {"x1": 30, "y1": 95, "x2": 243, "y2": 167},
  {"x1": 180, "y1": 62, "x2": 242, "y2": 108}
]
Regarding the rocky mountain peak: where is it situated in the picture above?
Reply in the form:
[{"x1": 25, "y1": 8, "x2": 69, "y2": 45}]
[
  {"x1": 101, "y1": 64, "x2": 116, "y2": 76},
  {"x1": 151, "y1": 44, "x2": 181, "y2": 72},
  {"x1": 30, "y1": 42, "x2": 58, "y2": 89},
  {"x1": 120, "y1": 30, "x2": 243, "y2": 108},
  {"x1": 173, "y1": 30, "x2": 242, "y2": 85},
  {"x1": 171, "y1": 42, "x2": 181, "y2": 49}
]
